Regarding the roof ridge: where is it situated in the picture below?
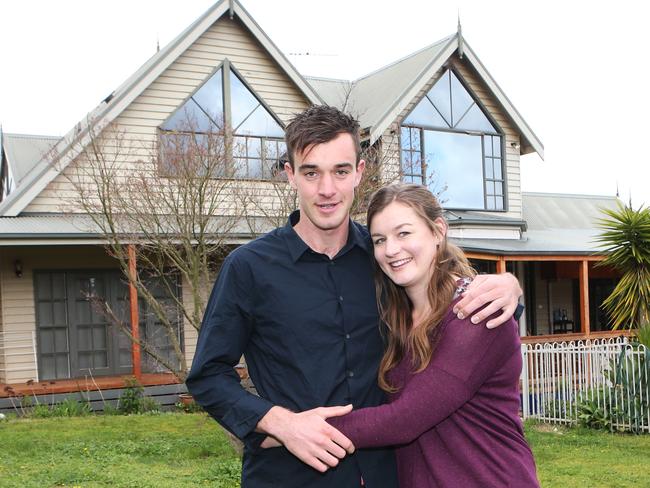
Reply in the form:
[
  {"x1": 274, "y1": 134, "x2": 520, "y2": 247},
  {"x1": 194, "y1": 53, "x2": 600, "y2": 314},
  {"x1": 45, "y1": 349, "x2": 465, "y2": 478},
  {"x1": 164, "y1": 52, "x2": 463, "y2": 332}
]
[
  {"x1": 353, "y1": 34, "x2": 454, "y2": 83},
  {"x1": 304, "y1": 75, "x2": 352, "y2": 83}
]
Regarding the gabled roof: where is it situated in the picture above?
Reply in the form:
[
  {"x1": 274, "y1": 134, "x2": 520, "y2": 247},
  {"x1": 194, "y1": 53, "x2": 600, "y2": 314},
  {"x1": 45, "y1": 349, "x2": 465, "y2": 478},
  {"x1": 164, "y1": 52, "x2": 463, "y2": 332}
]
[
  {"x1": 1, "y1": 133, "x2": 60, "y2": 187},
  {"x1": 0, "y1": 0, "x2": 321, "y2": 218},
  {"x1": 307, "y1": 33, "x2": 544, "y2": 159}
]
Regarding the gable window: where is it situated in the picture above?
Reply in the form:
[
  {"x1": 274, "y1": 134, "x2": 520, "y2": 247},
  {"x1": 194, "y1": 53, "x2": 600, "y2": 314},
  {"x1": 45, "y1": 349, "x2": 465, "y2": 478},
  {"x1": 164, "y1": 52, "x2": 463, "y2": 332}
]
[
  {"x1": 400, "y1": 69, "x2": 505, "y2": 210},
  {"x1": 159, "y1": 60, "x2": 286, "y2": 179}
]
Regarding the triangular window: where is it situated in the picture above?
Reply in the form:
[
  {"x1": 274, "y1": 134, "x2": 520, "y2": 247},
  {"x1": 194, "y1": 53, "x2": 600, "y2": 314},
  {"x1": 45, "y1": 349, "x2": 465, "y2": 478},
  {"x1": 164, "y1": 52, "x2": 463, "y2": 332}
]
[
  {"x1": 159, "y1": 61, "x2": 286, "y2": 179},
  {"x1": 404, "y1": 70, "x2": 497, "y2": 133},
  {"x1": 401, "y1": 69, "x2": 505, "y2": 211}
]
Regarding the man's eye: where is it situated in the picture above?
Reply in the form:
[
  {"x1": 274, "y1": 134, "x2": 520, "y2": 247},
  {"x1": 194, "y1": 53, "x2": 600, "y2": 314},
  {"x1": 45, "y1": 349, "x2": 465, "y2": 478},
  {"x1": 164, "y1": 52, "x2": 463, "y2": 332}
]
[
  {"x1": 304, "y1": 171, "x2": 317, "y2": 178},
  {"x1": 336, "y1": 169, "x2": 350, "y2": 176}
]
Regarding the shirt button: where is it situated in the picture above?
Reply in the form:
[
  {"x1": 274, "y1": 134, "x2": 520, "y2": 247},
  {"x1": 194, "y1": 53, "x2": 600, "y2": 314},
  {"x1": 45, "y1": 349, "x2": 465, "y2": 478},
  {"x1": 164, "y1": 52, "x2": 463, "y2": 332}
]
[
  {"x1": 330, "y1": 261, "x2": 335, "y2": 266},
  {"x1": 339, "y1": 296, "x2": 344, "y2": 302},
  {"x1": 345, "y1": 333, "x2": 351, "y2": 339},
  {"x1": 347, "y1": 371, "x2": 354, "y2": 378}
]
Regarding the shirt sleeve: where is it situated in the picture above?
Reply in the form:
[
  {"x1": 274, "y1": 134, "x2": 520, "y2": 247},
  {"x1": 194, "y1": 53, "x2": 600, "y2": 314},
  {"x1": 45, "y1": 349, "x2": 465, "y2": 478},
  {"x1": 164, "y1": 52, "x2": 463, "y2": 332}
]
[
  {"x1": 328, "y1": 314, "x2": 519, "y2": 448},
  {"x1": 185, "y1": 251, "x2": 274, "y2": 443}
]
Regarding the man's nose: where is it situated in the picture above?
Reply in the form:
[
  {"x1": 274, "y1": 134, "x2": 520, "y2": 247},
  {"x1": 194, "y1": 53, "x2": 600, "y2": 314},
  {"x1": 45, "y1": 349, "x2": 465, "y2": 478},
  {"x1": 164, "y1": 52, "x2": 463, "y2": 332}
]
[{"x1": 318, "y1": 173, "x2": 335, "y2": 197}]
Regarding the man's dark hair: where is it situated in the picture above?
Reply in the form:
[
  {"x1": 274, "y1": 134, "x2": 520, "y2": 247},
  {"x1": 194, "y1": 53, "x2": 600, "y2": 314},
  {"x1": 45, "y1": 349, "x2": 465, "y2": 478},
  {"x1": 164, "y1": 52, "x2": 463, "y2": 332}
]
[{"x1": 284, "y1": 105, "x2": 361, "y2": 170}]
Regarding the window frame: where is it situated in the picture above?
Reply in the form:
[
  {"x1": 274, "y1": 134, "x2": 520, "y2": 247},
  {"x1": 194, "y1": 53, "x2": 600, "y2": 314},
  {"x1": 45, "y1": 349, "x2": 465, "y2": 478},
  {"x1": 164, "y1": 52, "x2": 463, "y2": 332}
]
[
  {"x1": 399, "y1": 68, "x2": 508, "y2": 212},
  {"x1": 158, "y1": 59, "x2": 287, "y2": 181}
]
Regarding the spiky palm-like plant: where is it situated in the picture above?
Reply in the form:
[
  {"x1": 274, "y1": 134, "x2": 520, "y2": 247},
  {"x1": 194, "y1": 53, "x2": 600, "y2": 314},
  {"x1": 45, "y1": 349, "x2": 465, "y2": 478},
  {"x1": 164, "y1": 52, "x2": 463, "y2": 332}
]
[{"x1": 595, "y1": 203, "x2": 650, "y2": 329}]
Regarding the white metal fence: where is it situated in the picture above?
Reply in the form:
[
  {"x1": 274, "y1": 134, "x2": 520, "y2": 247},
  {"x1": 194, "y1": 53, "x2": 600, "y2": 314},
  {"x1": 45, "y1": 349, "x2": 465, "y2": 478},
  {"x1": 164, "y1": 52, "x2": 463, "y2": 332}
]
[
  {"x1": 520, "y1": 337, "x2": 650, "y2": 433},
  {"x1": 0, "y1": 331, "x2": 39, "y2": 382}
]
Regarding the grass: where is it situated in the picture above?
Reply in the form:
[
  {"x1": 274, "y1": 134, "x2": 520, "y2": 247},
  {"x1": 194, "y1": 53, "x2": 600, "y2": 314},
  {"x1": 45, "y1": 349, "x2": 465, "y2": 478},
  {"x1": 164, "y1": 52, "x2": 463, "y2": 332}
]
[
  {"x1": 525, "y1": 420, "x2": 650, "y2": 487},
  {"x1": 1, "y1": 414, "x2": 649, "y2": 487},
  {"x1": 0, "y1": 413, "x2": 241, "y2": 487}
]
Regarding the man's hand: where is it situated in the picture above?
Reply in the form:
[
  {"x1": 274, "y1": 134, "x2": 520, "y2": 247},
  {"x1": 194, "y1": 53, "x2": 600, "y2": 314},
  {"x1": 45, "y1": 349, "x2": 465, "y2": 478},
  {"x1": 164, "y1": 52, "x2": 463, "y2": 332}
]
[
  {"x1": 256, "y1": 405, "x2": 354, "y2": 472},
  {"x1": 453, "y1": 273, "x2": 522, "y2": 329}
]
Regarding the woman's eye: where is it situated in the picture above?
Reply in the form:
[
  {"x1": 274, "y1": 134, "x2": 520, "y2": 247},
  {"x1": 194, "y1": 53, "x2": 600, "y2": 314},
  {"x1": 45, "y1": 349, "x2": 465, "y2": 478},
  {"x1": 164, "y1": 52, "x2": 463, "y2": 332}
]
[
  {"x1": 398, "y1": 231, "x2": 410, "y2": 238},
  {"x1": 373, "y1": 237, "x2": 385, "y2": 245}
]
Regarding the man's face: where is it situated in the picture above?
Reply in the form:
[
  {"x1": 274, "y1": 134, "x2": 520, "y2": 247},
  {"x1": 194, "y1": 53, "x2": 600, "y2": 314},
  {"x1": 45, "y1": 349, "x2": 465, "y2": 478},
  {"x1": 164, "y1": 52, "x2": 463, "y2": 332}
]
[{"x1": 285, "y1": 132, "x2": 365, "y2": 235}]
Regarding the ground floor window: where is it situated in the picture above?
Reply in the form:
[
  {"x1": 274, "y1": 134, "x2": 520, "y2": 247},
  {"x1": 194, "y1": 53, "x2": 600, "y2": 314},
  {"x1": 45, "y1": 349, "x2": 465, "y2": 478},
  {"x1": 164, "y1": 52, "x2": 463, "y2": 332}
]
[{"x1": 34, "y1": 270, "x2": 182, "y2": 380}]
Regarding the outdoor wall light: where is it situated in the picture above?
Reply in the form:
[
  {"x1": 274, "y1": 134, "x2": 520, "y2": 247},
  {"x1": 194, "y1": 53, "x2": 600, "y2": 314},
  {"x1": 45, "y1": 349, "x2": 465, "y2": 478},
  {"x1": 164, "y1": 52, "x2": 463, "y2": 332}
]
[
  {"x1": 14, "y1": 260, "x2": 23, "y2": 278},
  {"x1": 510, "y1": 141, "x2": 520, "y2": 149}
]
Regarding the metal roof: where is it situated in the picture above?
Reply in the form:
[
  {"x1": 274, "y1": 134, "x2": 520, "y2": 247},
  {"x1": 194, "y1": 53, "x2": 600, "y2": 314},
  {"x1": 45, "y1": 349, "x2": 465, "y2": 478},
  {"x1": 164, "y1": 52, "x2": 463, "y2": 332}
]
[
  {"x1": 2, "y1": 133, "x2": 60, "y2": 186},
  {"x1": 0, "y1": 213, "x2": 273, "y2": 244},
  {"x1": 306, "y1": 37, "x2": 452, "y2": 134},
  {"x1": 453, "y1": 192, "x2": 621, "y2": 255}
]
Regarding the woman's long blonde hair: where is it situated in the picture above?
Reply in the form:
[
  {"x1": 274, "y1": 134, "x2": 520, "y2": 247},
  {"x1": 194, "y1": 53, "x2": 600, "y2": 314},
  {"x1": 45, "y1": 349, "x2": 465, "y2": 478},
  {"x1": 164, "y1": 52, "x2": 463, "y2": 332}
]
[{"x1": 367, "y1": 183, "x2": 475, "y2": 392}]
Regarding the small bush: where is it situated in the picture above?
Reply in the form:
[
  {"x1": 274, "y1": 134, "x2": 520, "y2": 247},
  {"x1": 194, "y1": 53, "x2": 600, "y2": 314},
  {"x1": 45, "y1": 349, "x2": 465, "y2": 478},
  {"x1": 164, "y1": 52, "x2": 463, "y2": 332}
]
[
  {"x1": 52, "y1": 398, "x2": 92, "y2": 417},
  {"x1": 117, "y1": 378, "x2": 159, "y2": 414}
]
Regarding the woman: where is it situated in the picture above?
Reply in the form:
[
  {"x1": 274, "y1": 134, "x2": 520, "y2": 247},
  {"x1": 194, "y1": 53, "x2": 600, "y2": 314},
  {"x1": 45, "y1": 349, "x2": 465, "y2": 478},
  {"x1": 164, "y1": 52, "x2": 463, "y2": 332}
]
[{"x1": 327, "y1": 183, "x2": 539, "y2": 487}]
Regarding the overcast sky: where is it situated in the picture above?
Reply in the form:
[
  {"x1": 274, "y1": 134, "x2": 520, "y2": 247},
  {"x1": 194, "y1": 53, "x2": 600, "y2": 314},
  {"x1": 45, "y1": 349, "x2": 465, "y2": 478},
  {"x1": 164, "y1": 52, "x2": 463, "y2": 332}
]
[{"x1": 1, "y1": 0, "x2": 649, "y2": 206}]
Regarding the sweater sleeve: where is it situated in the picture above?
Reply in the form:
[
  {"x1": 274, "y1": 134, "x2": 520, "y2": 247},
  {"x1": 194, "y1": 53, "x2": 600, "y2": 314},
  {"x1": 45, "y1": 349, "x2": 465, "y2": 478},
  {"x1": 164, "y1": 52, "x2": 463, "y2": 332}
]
[{"x1": 328, "y1": 313, "x2": 520, "y2": 448}]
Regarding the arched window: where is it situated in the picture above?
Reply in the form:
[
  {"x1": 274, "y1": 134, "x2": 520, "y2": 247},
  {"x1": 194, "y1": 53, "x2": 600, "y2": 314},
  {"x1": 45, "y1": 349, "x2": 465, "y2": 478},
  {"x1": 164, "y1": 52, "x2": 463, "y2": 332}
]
[
  {"x1": 159, "y1": 61, "x2": 286, "y2": 179},
  {"x1": 401, "y1": 69, "x2": 505, "y2": 210}
]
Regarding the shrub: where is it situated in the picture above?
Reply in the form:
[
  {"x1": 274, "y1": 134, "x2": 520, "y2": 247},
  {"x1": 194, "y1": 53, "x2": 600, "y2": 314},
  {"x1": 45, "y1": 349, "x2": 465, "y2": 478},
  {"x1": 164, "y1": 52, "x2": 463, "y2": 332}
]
[{"x1": 117, "y1": 378, "x2": 160, "y2": 414}]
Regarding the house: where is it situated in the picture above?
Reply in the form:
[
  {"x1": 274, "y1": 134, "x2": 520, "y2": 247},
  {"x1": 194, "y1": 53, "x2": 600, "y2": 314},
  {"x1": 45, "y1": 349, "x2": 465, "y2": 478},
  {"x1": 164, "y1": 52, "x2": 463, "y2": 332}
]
[{"x1": 0, "y1": 0, "x2": 623, "y2": 398}]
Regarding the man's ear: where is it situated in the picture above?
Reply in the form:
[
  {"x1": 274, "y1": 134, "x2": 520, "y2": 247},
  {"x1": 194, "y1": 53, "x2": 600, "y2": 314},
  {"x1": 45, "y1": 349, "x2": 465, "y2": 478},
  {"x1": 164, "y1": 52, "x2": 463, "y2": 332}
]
[
  {"x1": 285, "y1": 162, "x2": 297, "y2": 189},
  {"x1": 354, "y1": 159, "x2": 366, "y2": 188}
]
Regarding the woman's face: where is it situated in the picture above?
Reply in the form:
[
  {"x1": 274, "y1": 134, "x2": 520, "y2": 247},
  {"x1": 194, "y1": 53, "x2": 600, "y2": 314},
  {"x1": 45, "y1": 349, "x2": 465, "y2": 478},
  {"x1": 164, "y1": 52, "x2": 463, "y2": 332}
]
[{"x1": 370, "y1": 201, "x2": 446, "y2": 293}]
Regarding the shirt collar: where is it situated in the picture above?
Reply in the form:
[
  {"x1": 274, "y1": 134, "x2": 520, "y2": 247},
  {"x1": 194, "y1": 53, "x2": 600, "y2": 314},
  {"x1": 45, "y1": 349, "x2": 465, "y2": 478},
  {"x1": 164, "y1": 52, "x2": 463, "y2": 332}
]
[{"x1": 283, "y1": 210, "x2": 371, "y2": 262}]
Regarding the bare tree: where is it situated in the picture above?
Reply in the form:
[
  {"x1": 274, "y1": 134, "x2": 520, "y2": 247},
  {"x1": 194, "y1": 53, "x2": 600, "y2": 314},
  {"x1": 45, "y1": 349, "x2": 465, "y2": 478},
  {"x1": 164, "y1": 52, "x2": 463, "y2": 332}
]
[{"x1": 63, "y1": 119, "x2": 243, "y2": 381}]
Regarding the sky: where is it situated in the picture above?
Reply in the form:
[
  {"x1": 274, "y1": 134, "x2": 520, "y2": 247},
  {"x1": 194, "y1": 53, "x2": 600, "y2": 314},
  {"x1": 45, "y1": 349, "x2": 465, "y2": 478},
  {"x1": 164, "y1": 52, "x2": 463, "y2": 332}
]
[{"x1": 1, "y1": 0, "x2": 649, "y2": 206}]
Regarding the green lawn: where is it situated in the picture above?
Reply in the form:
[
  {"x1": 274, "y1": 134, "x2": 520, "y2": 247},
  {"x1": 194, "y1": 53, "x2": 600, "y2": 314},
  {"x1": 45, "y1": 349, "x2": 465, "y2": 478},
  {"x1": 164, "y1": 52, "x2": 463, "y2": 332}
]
[{"x1": 1, "y1": 414, "x2": 649, "y2": 487}]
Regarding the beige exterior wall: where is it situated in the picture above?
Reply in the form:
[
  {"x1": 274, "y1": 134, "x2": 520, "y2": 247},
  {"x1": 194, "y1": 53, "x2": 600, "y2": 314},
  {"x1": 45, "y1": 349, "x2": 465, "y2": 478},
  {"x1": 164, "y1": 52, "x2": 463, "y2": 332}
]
[
  {"x1": 381, "y1": 54, "x2": 523, "y2": 221},
  {"x1": 25, "y1": 15, "x2": 311, "y2": 214}
]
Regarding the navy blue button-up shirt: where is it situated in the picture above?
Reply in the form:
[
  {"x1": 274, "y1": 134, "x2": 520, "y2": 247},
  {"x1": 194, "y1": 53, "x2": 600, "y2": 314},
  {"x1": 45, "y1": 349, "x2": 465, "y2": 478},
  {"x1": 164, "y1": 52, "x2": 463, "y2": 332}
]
[{"x1": 187, "y1": 211, "x2": 398, "y2": 488}]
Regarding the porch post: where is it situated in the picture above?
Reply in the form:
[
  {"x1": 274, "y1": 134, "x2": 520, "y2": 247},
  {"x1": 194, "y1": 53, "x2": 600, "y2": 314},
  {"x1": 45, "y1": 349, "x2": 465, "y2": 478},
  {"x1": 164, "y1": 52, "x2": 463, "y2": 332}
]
[
  {"x1": 128, "y1": 244, "x2": 142, "y2": 379},
  {"x1": 496, "y1": 256, "x2": 507, "y2": 274},
  {"x1": 579, "y1": 260, "x2": 591, "y2": 335}
]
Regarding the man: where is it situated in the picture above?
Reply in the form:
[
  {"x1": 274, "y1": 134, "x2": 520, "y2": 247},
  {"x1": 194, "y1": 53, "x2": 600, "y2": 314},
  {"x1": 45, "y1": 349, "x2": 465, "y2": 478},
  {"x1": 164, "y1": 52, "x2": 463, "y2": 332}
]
[{"x1": 186, "y1": 106, "x2": 522, "y2": 487}]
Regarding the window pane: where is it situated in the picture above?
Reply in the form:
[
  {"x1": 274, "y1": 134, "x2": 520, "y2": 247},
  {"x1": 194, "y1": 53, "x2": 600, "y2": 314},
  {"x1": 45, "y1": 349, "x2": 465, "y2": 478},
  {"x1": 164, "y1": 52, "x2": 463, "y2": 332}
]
[
  {"x1": 403, "y1": 97, "x2": 448, "y2": 128},
  {"x1": 485, "y1": 159, "x2": 493, "y2": 179},
  {"x1": 495, "y1": 196, "x2": 504, "y2": 210},
  {"x1": 424, "y1": 130, "x2": 484, "y2": 208},
  {"x1": 230, "y1": 71, "x2": 261, "y2": 129},
  {"x1": 427, "y1": 70, "x2": 452, "y2": 126},
  {"x1": 411, "y1": 128, "x2": 421, "y2": 151},
  {"x1": 455, "y1": 104, "x2": 497, "y2": 133},
  {"x1": 236, "y1": 104, "x2": 284, "y2": 138},
  {"x1": 247, "y1": 137, "x2": 262, "y2": 160},
  {"x1": 484, "y1": 136, "x2": 493, "y2": 157},
  {"x1": 248, "y1": 159, "x2": 263, "y2": 179},
  {"x1": 487, "y1": 197, "x2": 496, "y2": 210},
  {"x1": 486, "y1": 181, "x2": 495, "y2": 195},
  {"x1": 233, "y1": 136, "x2": 247, "y2": 158},
  {"x1": 494, "y1": 182, "x2": 503, "y2": 196},
  {"x1": 493, "y1": 136, "x2": 501, "y2": 156},
  {"x1": 401, "y1": 127, "x2": 411, "y2": 150},
  {"x1": 494, "y1": 160, "x2": 503, "y2": 180},
  {"x1": 450, "y1": 71, "x2": 474, "y2": 126},
  {"x1": 191, "y1": 68, "x2": 224, "y2": 127},
  {"x1": 233, "y1": 157, "x2": 247, "y2": 178},
  {"x1": 161, "y1": 99, "x2": 217, "y2": 132}
]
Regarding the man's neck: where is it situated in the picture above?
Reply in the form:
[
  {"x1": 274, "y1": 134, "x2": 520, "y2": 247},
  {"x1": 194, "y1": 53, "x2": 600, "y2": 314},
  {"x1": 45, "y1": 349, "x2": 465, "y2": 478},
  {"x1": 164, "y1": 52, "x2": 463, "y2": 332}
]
[{"x1": 293, "y1": 216, "x2": 350, "y2": 259}]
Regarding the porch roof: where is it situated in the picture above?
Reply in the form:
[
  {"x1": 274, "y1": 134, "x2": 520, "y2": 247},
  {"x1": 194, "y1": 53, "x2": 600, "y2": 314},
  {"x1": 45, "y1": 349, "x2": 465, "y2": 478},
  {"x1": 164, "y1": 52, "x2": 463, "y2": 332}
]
[{"x1": 454, "y1": 192, "x2": 621, "y2": 256}]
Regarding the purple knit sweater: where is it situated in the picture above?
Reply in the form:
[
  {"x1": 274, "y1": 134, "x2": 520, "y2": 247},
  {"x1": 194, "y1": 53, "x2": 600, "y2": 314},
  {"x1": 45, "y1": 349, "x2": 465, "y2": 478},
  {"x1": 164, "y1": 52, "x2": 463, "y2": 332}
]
[{"x1": 329, "y1": 301, "x2": 540, "y2": 487}]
